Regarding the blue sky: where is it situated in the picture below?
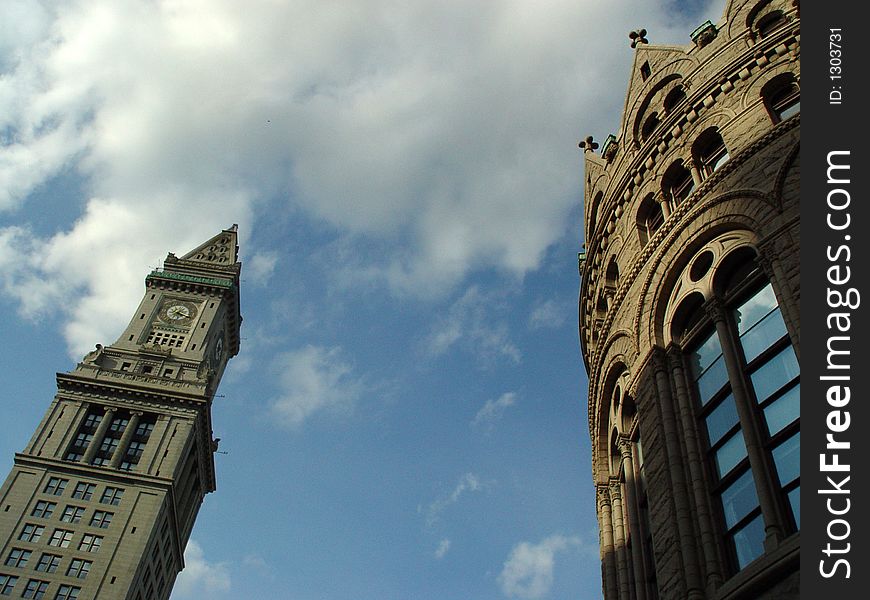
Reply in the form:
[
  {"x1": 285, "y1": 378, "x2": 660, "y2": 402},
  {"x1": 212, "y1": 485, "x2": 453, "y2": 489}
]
[{"x1": 0, "y1": 1, "x2": 724, "y2": 598}]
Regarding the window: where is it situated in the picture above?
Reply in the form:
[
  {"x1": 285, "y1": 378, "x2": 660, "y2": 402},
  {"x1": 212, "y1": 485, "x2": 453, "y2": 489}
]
[
  {"x1": 30, "y1": 502, "x2": 55, "y2": 519},
  {"x1": 663, "y1": 86, "x2": 686, "y2": 113},
  {"x1": 641, "y1": 112, "x2": 660, "y2": 141},
  {"x1": 91, "y1": 415, "x2": 128, "y2": 466},
  {"x1": 35, "y1": 555, "x2": 61, "y2": 574},
  {"x1": 636, "y1": 193, "x2": 665, "y2": 247},
  {"x1": 684, "y1": 261, "x2": 799, "y2": 573},
  {"x1": 640, "y1": 61, "x2": 651, "y2": 81},
  {"x1": 0, "y1": 574, "x2": 17, "y2": 596},
  {"x1": 100, "y1": 487, "x2": 124, "y2": 506},
  {"x1": 78, "y1": 535, "x2": 102, "y2": 553},
  {"x1": 694, "y1": 129, "x2": 729, "y2": 176},
  {"x1": 90, "y1": 511, "x2": 113, "y2": 529},
  {"x1": 3, "y1": 550, "x2": 30, "y2": 569},
  {"x1": 65, "y1": 560, "x2": 91, "y2": 580},
  {"x1": 22, "y1": 579, "x2": 49, "y2": 599},
  {"x1": 18, "y1": 525, "x2": 44, "y2": 543},
  {"x1": 71, "y1": 483, "x2": 95, "y2": 501},
  {"x1": 47, "y1": 530, "x2": 73, "y2": 549},
  {"x1": 60, "y1": 506, "x2": 85, "y2": 524},
  {"x1": 53, "y1": 586, "x2": 80, "y2": 600},
  {"x1": 756, "y1": 10, "x2": 785, "y2": 37},
  {"x1": 146, "y1": 330, "x2": 187, "y2": 348},
  {"x1": 66, "y1": 409, "x2": 104, "y2": 462},
  {"x1": 43, "y1": 478, "x2": 67, "y2": 496},
  {"x1": 119, "y1": 415, "x2": 156, "y2": 471},
  {"x1": 762, "y1": 75, "x2": 800, "y2": 123},
  {"x1": 662, "y1": 161, "x2": 695, "y2": 205}
]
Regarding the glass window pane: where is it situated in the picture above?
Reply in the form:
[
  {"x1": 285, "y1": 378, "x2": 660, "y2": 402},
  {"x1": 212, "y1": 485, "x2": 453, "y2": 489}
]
[
  {"x1": 715, "y1": 431, "x2": 748, "y2": 480},
  {"x1": 788, "y1": 485, "x2": 800, "y2": 529},
  {"x1": 751, "y1": 346, "x2": 799, "y2": 402},
  {"x1": 772, "y1": 431, "x2": 800, "y2": 487},
  {"x1": 763, "y1": 384, "x2": 800, "y2": 436},
  {"x1": 720, "y1": 468, "x2": 759, "y2": 529},
  {"x1": 706, "y1": 394, "x2": 739, "y2": 446},
  {"x1": 697, "y1": 355, "x2": 729, "y2": 405},
  {"x1": 689, "y1": 330, "x2": 722, "y2": 378},
  {"x1": 734, "y1": 284, "x2": 778, "y2": 335},
  {"x1": 740, "y1": 308, "x2": 788, "y2": 363},
  {"x1": 732, "y1": 514, "x2": 765, "y2": 569}
]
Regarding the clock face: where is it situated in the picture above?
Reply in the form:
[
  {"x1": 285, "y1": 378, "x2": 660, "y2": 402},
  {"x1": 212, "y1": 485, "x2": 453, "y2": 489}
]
[
  {"x1": 158, "y1": 300, "x2": 198, "y2": 325},
  {"x1": 214, "y1": 336, "x2": 224, "y2": 362}
]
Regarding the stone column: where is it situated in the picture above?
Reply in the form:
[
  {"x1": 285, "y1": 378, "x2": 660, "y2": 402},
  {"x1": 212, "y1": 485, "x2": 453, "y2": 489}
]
[
  {"x1": 110, "y1": 411, "x2": 142, "y2": 468},
  {"x1": 619, "y1": 437, "x2": 647, "y2": 600},
  {"x1": 755, "y1": 247, "x2": 800, "y2": 360},
  {"x1": 704, "y1": 299, "x2": 786, "y2": 549},
  {"x1": 598, "y1": 484, "x2": 618, "y2": 599},
  {"x1": 609, "y1": 478, "x2": 631, "y2": 600},
  {"x1": 656, "y1": 196, "x2": 672, "y2": 219},
  {"x1": 667, "y1": 345, "x2": 723, "y2": 592},
  {"x1": 83, "y1": 406, "x2": 116, "y2": 464},
  {"x1": 652, "y1": 349, "x2": 704, "y2": 600}
]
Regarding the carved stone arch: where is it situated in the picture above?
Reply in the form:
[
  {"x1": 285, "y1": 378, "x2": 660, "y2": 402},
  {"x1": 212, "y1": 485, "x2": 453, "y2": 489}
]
[
  {"x1": 629, "y1": 72, "x2": 687, "y2": 144},
  {"x1": 773, "y1": 139, "x2": 800, "y2": 213},
  {"x1": 634, "y1": 203, "x2": 764, "y2": 351},
  {"x1": 725, "y1": 0, "x2": 785, "y2": 39},
  {"x1": 589, "y1": 331, "x2": 637, "y2": 437},
  {"x1": 684, "y1": 108, "x2": 738, "y2": 151},
  {"x1": 739, "y1": 59, "x2": 799, "y2": 113},
  {"x1": 594, "y1": 358, "x2": 630, "y2": 479}
]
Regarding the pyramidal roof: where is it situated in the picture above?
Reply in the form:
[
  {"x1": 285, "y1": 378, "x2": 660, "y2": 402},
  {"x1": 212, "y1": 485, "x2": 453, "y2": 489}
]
[{"x1": 179, "y1": 224, "x2": 239, "y2": 267}]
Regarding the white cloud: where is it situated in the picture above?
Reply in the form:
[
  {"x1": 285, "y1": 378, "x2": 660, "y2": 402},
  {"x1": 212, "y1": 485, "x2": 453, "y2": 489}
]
[
  {"x1": 424, "y1": 286, "x2": 521, "y2": 366},
  {"x1": 425, "y1": 472, "x2": 483, "y2": 526},
  {"x1": 472, "y1": 392, "x2": 517, "y2": 429},
  {"x1": 270, "y1": 345, "x2": 362, "y2": 427},
  {"x1": 497, "y1": 534, "x2": 580, "y2": 599},
  {"x1": 435, "y1": 539, "x2": 451, "y2": 559},
  {"x1": 246, "y1": 251, "x2": 278, "y2": 286},
  {"x1": 0, "y1": 0, "x2": 722, "y2": 353},
  {"x1": 171, "y1": 540, "x2": 231, "y2": 599},
  {"x1": 528, "y1": 298, "x2": 568, "y2": 330}
]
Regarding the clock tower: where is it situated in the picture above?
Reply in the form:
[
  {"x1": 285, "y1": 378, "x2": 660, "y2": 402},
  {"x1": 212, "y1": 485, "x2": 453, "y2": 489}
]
[{"x1": 0, "y1": 226, "x2": 242, "y2": 600}]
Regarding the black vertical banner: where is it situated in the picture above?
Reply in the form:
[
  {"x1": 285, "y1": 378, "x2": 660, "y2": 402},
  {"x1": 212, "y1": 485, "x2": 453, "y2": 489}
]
[{"x1": 802, "y1": 1, "x2": 867, "y2": 597}]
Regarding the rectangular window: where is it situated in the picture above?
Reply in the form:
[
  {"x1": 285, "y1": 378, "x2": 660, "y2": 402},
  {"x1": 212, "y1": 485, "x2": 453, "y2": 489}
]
[
  {"x1": 90, "y1": 511, "x2": 113, "y2": 529},
  {"x1": 30, "y1": 502, "x2": 55, "y2": 519},
  {"x1": 65, "y1": 559, "x2": 91, "y2": 580},
  {"x1": 3, "y1": 549, "x2": 30, "y2": 569},
  {"x1": 22, "y1": 579, "x2": 49, "y2": 599},
  {"x1": 43, "y1": 478, "x2": 67, "y2": 496},
  {"x1": 18, "y1": 525, "x2": 44, "y2": 543},
  {"x1": 48, "y1": 529, "x2": 73, "y2": 548},
  {"x1": 35, "y1": 555, "x2": 61, "y2": 574},
  {"x1": 72, "y1": 483, "x2": 95, "y2": 501},
  {"x1": 78, "y1": 535, "x2": 102, "y2": 553},
  {"x1": 60, "y1": 506, "x2": 85, "y2": 524},
  {"x1": 0, "y1": 574, "x2": 17, "y2": 595},
  {"x1": 100, "y1": 487, "x2": 124, "y2": 506},
  {"x1": 53, "y1": 585, "x2": 81, "y2": 600}
]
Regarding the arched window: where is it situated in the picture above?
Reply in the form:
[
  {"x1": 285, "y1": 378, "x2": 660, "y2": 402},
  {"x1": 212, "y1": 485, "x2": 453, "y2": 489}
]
[
  {"x1": 605, "y1": 256, "x2": 620, "y2": 290},
  {"x1": 679, "y1": 252, "x2": 799, "y2": 573},
  {"x1": 662, "y1": 161, "x2": 695, "y2": 206},
  {"x1": 636, "y1": 194, "x2": 664, "y2": 246},
  {"x1": 693, "y1": 128, "x2": 730, "y2": 176},
  {"x1": 641, "y1": 113, "x2": 660, "y2": 142},
  {"x1": 756, "y1": 10, "x2": 786, "y2": 37},
  {"x1": 762, "y1": 75, "x2": 800, "y2": 123},
  {"x1": 663, "y1": 86, "x2": 686, "y2": 113}
]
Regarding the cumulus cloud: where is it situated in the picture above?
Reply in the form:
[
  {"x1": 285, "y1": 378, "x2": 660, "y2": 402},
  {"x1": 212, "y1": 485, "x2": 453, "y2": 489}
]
[
  {"x1": 528, "y1": 298, "x2": 568, "y2": 330},
  {"x1": 172, "y1": 540, "x2": 231, "y2": 599},
  {"x1": 435, "y1": 539, "x2": 451, "y2": 559},
  {"x1": 424, "y1": 472, "x2": 483, "y2": 526},
  {"x1": 472, "y1": 391, "x2": 517, "y2": 430},
  {"x1": 424, "y1": 286, "x2": 521, "y2": 366},
  {"x1": 497, "y1": 534, "x2": 580, "y2": 599},
  {"x1": 0, "y1": 0, "x2": 721, "y2": 354},
  {"x1": 246, "y1": 251, "x2": 278, "y2": 286},
  {"x1": 270, "y1": 345, "x2": 362, "y2": 427}
]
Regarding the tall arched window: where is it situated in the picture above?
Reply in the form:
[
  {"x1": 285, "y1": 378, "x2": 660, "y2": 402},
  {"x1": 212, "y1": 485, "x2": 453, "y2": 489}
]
[
  {"x1": 693, "y1": 128, "x2": 730, "y2": 177},
  {"x1": 762, "y1": 75, "x2": 800, "y2": 123},
  {"x1": 636, "y1": 194, "x2": 665, "y2": 247},
  {"x1": 679, "y1": 253, "x2": 799, "y2": 573},
  {"x1": 662, "y1": 161, "x2": 695, "y2": 206}
]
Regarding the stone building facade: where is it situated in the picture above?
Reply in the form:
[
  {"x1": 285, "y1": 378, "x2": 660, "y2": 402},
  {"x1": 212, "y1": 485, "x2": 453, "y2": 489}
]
[
  {"x1": 578, "y1": 1, "x2": 799, "y2": 599},
  {"x1": 0, "y1": 227, "x2": 242, "y2": 599}
]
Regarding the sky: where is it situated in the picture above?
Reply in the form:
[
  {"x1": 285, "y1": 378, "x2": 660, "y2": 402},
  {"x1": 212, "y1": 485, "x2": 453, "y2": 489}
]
[{"x1": 1, "y1": 1, "x2": 724, "y2": 599}]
